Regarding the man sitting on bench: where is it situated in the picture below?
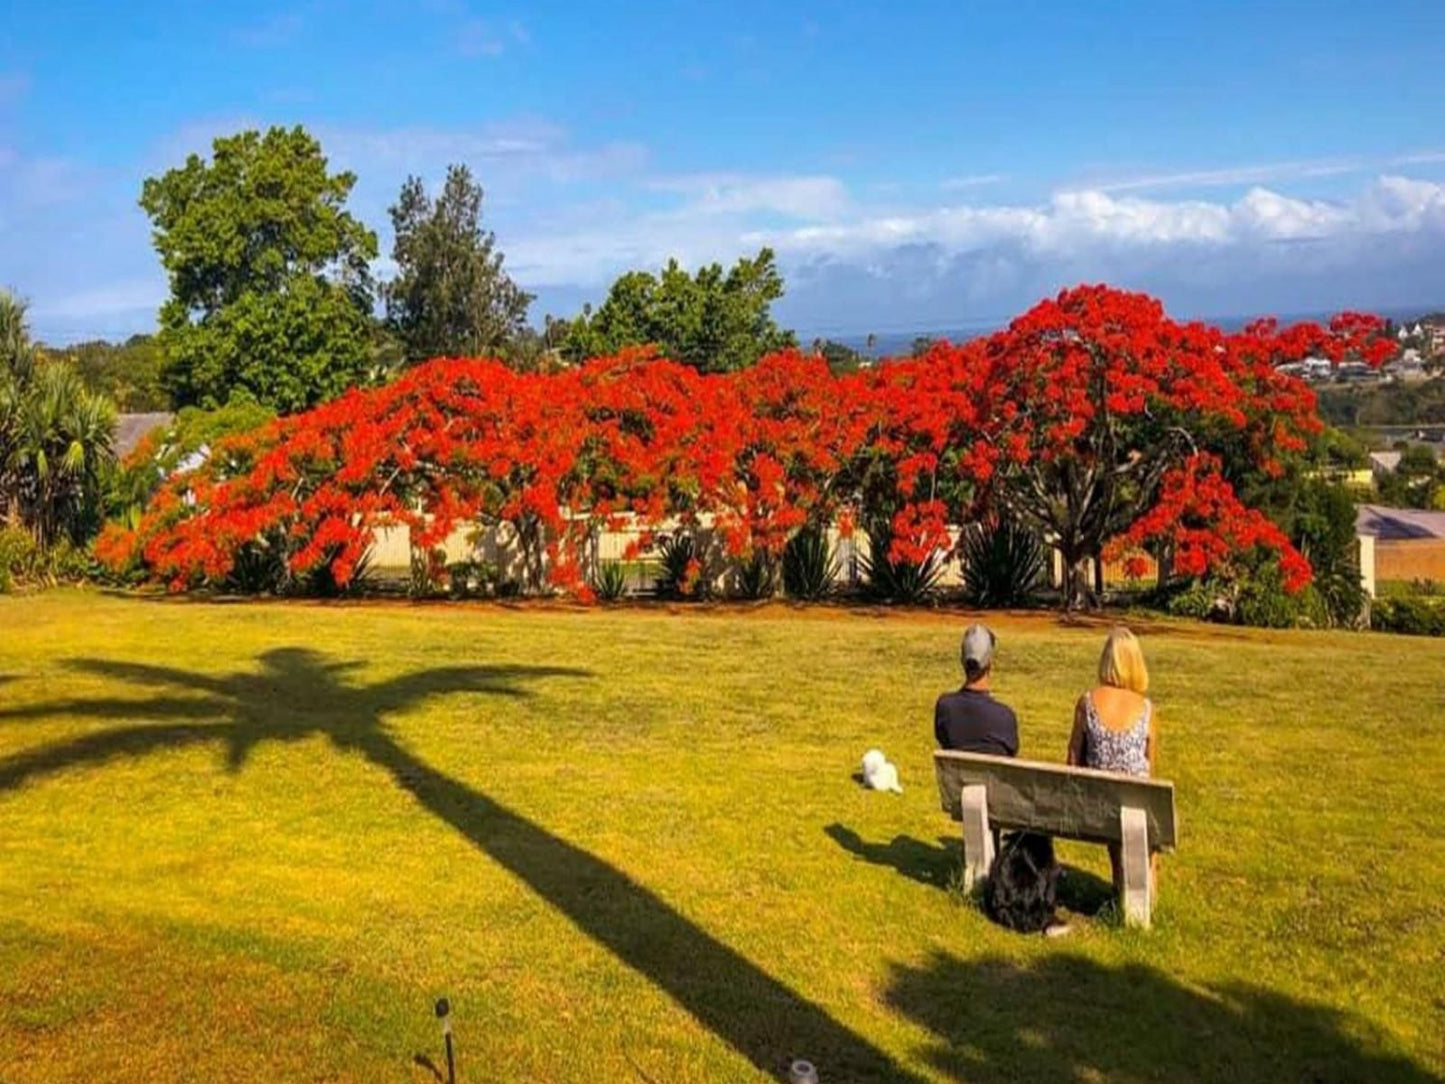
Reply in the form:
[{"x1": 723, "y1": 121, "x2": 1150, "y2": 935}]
[{"x1": 934, "y1": 623, "x2": 1019, "y2": 758}]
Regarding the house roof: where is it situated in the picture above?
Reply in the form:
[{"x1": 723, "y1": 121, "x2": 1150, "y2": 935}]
[
  {"x1": 1356, "y1": 504, "x2": 1445, "y2": 541},
  {"x1": 1369, "y1": 451, "x2": 1402, "y2": 472},
  {"x1": 114, "y1": 412, "x2": 173, "y2": 458}
]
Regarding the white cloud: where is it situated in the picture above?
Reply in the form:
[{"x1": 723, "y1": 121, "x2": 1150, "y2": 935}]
[
  {"x1": 940, "y1": 174, "x2": 1006, "y2": 191},
  {"x1": 646, "y1": 174, "x2": 851, "y2": 219},
  {"x1": 505, "y1": 172, "x2": 1445, "y2": 334},
  {"x1": 323, "y1": 120, "x2": 647, "y2": 187},
  {"x1": 1082, "y1": 158, "x2": 1362, "y2": 194},
  {"x1": 741, "y1": 177, "x2": 1443, "y2": 260}
]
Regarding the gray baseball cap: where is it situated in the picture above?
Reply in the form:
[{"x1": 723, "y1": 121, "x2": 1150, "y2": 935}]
[{"x1": 961, "y1": 623, "x2": 996, "y2": 675}]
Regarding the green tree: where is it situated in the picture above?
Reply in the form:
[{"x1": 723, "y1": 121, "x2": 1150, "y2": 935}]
[
  {"x1": 0, "y1": 291, "x2": 117, "y2": 546},
  {"x1": 140, "y1": 125, "x2": 378, "y2": 412},
  {"x1": 46, "y1": 334, "x2": 167, "y2": 412},
  {"x1": 810, "y1": 337, "x2": 866, "y2": 374},
  {"x1": 384, "y1": 164, "x2": 532, "y2": 363},
  {"x1": 1379, "y1": 444, "x2": 1443, "y2": 509},
  {"x1": 561, "y1": 248, "x2": 795, "y2": 372}
]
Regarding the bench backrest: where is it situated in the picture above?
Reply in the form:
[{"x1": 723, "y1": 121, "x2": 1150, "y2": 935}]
[{"x1": 934, "y1": 750, "x2": 1178, "y2": 850}]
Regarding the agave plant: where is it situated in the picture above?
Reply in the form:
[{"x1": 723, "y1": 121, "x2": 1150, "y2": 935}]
[
  {"x1": 735, "y1": 550, "x2": 776, "y2": 600},
  {"x1": 654, "y1": 532, "x2": 708, "y2": 598},
  {"x1": 782, "y1": 527, "x2": 836, "y2": 600},
  {"x1": 860, "y1": 529, "x2": 945, "y2": 604},
  {"x1": 958, "y1": 514, "x2": 1047, "y2": 608},
  {"x1": 592, "y1": 559, "x2": 629, "y2": 602}
]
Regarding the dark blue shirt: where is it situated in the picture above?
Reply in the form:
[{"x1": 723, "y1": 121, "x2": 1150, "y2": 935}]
[{"x1": 934, "y1": 687, "x2": 1019, "y2": 757}]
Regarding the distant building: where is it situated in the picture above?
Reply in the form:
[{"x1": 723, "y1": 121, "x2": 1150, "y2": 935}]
[
  {"x1": 1356, "y1": 504, "x2": 1445, "y2": 587},
  {"x1": 114, "y1": 412, "x2": 174, "y2": 459},
  {"x1": 1368, "y1": 451, "x2": 1402, "y2": 478}
]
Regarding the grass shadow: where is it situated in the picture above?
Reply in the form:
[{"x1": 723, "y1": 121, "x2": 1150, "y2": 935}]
[
  {"x1": 1055, "y1": 864, "x2": 1115, "y2": 917},
  {"x1": 0, "y1": 649, "x2": 923, "y2": 1082},
  {"x1": 886, "y1": 951, "x2": 1439, "y2": 1083},
  {"x1": 825, "y1": 824, "x2": 960, "y2": 890}
]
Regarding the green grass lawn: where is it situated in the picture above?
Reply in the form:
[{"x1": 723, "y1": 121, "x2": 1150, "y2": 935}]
[{"x1": 1, "y1": 591, "x2": 1442, "y2": 1082}]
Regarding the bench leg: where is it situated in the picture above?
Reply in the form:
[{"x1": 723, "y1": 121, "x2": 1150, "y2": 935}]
[
  {"x1": 1119, "y1": 805, "x2": 1151, "y2": 928},
  {"x1": 960, "y1": 784, "x2": 994, "y2": 891}
]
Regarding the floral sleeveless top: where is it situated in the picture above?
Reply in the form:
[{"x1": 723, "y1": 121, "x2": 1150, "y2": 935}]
[{"x1": 1082, "y1": 693, "x2": 1151, "y2": 777}]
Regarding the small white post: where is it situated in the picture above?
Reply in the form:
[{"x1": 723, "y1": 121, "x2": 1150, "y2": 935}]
[
  {"x1": 1357, "y1": 533, "x2": 1376, "y2": 600},
  {"x1": 960, "y1": 784, "x2": 994, "y2": 891},
  {"x1": 1119, "y1": 805, "x2": 1151, "y2": 928}
]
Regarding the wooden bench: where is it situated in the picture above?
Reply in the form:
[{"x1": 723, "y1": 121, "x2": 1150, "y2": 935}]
[{"x1": 934, "y1": 750, "x2": 1178, "y2": 928}]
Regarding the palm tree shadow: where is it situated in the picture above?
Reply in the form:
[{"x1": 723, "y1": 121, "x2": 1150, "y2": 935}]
[
  {"x1": 886, "y1": 951, "x2": 1439, "y2": 1083},
  {"x1": 825, "y1": 824, "x2": 960, "y2": 889},
  {"x1": 0, "y1": 649, "x2": 923, "y2": 1081}
]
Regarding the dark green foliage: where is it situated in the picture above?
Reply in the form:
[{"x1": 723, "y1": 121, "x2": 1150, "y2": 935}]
[
  {"x1": 810, "y1": 338, "x2": 866, "y2": 375},
  {"x1": 1372, "y1": 596, "x2": 1445, "y2": 636},
  {"x1": 384, "y1": 164, "x2": 533, "y2": 364},
  {"x1": 782, "y1": 528, "x2": 836, "y2": 600},
  {"x1": 1235, "y1": 565, "x2": 1330, "y2": 629},
  {"x1": 1377, "y1": 444, "x2": 1443, "y2": 510},
  {"x1": 592, "y1": 560, "x2": 629, "y2": 602},
  {"x1": 1290, "y1": 480, "x2": 1367, "y2": 625},
  {"x1": 736, "y1": 551, "x2": 777, "y2": 600},
  {"x1": 0, "y1": 528, "x2": 93, "y2": 593},
  {"x1": 218, "y1": 540, "x2": 287, "y2": 595},
  {"x1": 860, "y1": 530, "x2": 944, "y2": 604},
  {"x1": 446, "y1": 558, "x2": 499, "y2": 600},
  {"x1": 654, "y1": 533, "x2": 706, "y2": 598},
  {"x1": 1, "y1": 292, "x2": 117, "y2": 549},
  {"x1": 140, "y1": 126, "x2": 379, "y2": 411},
  {"x1": 49, "y1": 335, "x2": 167, "y2": 412},
  {"x1": 1163, "y1": 563, "x2": 1331, "y2": 629},
  {"x1": 958, "y1": 516, "x2": 1046, "y2": 608},
  {"x1": 1316, "y1": 381, "x2": 1445, "y2": 429},
  {"x1": 560, "y1": 248, "x2": 795, "y2": 372}
]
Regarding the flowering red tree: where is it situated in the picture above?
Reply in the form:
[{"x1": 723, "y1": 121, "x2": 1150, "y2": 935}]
[
  {"x1": 98, "y1": 285, "x2": 1390, "y2": 610},
  {"x1": 966, "y1": 286, "x2": 1392, "y2": 607}
]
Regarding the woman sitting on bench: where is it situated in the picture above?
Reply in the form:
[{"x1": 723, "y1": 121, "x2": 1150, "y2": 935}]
[{"x1": 1066, "y1": 626, "x2": 1158, "y2": 891}]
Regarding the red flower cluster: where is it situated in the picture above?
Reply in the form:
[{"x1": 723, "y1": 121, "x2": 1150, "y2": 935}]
[{"x1": 99, "y1": 286, "x2": 1391, "y2": 598}]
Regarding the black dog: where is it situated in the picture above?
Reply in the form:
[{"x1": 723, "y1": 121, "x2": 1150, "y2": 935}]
[{"x1": 984, "y1": 832, "x2": 1060, "y2": 933}]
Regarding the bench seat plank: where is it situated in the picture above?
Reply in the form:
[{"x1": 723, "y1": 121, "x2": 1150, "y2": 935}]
[{"x1": 934, "y1": 750, "x2": 1177, "y2": 851}]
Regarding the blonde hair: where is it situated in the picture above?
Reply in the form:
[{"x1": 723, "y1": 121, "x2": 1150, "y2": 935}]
[{"x1": 1098, "y1": 627, "x2": 1149, "y2": 694}]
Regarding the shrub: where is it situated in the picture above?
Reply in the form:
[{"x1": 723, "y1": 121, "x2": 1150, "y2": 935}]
[
  {"x1": 1162, "y1": 577, "x2": 1229, "y2": 621},
  {"x1": 592, "y1": 560, "x2": 628, "y2": 602},
  {"x1": 860, "y1": 529, "x2": 943, "y2": 604},
  {"x1": 1236, "y1": 565, "x2": 1330, "y2": 629},
  {"x1": 223, "y1": 540, "x2": 289, "y2": 594},
  {"x1": 0, "y1": 527, "x2": 39, "y2": 593},
  {"x1": 958, "y1": 516, "x2": 1046, "y2": 608},
  {"x1": 1372, "y1": 596, "x2": 1445, "y2": 637},
  {"x1": 782, "y1": 528, "x2": 836, "y2": 600},
  {"x1": 0, "y1": 528, "x2": 95, "y2": 592},
  {"x1": 735, "y1": 551, "x2": 776, "y2": 600},
  {"x1": 1161, "y1": 562, "x2": 1332, "y2": 629},
  {"x1": 654, "y1": 533, "x2": 708, "y2": 599},
  {"x1": 445, "y1": 558, "x2": 498, "y2": 600}
]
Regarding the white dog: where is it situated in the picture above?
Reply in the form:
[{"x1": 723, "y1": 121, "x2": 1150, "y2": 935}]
[{"x1": 860, "y1": 749, "x2": 903, "y2": 794}]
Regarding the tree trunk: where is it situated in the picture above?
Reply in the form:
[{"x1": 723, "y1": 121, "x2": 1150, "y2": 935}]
[{"x1": 1060, "y1": 550, "x2": 1096, "y2": 611}]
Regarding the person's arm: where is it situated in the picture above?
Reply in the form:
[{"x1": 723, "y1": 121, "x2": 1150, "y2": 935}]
[
  {"x1": 934, "y1": 698, "x2": 947, "y2": 749},
  {"x1": 1003, "y1": 708, "x2": 1020, "y2": 757},
  {"x1": 1145, "y1": 700, "x2": 1158, "y2": 773},
  {"x1": 1066, "y1": 696, "x2": 1087, "y2": 766}
]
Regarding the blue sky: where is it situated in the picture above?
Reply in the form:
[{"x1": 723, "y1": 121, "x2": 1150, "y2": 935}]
[{"x1": 4, "y1": 0, "x2": 1445, "y2": 344}]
